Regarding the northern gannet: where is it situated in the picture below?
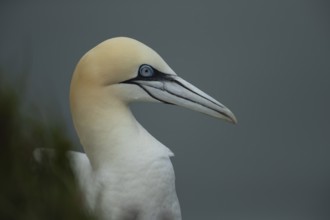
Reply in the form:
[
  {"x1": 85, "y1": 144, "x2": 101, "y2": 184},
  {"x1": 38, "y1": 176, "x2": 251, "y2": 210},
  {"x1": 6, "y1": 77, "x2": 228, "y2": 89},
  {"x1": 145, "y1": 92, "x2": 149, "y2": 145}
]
[{"x1": 69, "y1": 37, "x2": 236, "y2": 220}]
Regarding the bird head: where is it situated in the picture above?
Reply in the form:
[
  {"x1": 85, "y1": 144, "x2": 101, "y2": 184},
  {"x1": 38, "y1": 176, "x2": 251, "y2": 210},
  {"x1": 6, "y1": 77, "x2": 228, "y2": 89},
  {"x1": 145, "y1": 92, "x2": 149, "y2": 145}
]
[{"x1": 70, "y1": 37, "x2": 237, "y2": 124}]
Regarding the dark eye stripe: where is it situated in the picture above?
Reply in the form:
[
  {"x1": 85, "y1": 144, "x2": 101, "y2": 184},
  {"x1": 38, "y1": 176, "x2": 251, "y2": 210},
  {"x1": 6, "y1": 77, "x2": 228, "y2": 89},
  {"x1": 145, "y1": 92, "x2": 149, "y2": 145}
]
[{"x1": 123, "y1": 65, "x2": 172, "y2": 83}]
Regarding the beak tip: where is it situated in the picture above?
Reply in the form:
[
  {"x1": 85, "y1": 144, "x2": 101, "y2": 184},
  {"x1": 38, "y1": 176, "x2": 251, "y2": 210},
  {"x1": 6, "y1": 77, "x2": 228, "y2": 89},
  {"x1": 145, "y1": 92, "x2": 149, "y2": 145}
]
[
  {"x1": 226, "y1": 115, "x2": 237, "y2": 124},
  {"x1": 231, "y1": 116, "x2": 238, "y2": 124},
  {"x1": 222, "y1": 108, "x2": 237, "y2": 124}
]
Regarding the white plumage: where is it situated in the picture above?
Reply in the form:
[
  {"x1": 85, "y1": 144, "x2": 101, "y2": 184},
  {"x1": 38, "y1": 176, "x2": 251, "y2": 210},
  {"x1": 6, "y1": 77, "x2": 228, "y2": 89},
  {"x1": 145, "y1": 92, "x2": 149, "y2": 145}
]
[{"x1": 44, "y1": 37, "x2": 236, "y2": 220}]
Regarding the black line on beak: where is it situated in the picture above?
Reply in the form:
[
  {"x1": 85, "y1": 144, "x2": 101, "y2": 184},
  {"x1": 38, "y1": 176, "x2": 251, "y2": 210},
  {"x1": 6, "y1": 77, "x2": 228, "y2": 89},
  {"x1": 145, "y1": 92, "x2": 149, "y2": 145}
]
[
  {"x1": 126, "y1": 82, "x2": 172, "y2": 105},
  {"x1": 121, "y1": 66, "x2": 232, "y2": 121},
  {"x1": 140, "y1": 83, "x2": 232, "y2": 120},
  {"x1": 170, "y1": 79, "x2": 224, "y2": 109}
]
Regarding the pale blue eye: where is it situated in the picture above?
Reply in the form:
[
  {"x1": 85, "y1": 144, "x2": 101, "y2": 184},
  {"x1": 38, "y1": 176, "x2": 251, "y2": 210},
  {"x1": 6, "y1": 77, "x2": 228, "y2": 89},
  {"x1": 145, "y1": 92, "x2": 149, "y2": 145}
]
[{"x1": 139, "y1": 65, "x2": 154, "y2": 77}]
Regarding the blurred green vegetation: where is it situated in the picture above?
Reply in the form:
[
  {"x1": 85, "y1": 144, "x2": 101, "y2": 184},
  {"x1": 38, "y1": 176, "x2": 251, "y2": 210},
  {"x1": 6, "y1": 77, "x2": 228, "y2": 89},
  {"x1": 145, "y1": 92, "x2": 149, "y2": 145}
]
[{"x1": 0, "y1": 70, "x2": 95, "y2": 220}]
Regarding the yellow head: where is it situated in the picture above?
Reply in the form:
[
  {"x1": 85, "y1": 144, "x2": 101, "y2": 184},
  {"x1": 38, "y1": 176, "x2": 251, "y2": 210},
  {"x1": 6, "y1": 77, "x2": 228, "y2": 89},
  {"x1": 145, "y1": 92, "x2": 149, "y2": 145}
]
[{"x1": 70, "y1": 37, "x2": 236, "y2": 125}]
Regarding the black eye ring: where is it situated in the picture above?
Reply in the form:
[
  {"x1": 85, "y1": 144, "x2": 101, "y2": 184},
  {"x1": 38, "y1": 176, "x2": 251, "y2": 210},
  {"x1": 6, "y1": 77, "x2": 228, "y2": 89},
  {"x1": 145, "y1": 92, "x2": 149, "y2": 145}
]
[{"x1": 139, "y1": 65, "x2": 154, "y2": 77}]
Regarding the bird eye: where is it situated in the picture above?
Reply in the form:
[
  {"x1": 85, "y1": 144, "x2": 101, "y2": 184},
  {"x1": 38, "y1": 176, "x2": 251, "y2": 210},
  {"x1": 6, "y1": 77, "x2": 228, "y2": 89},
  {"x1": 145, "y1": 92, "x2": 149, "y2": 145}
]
[{"x1": 139, "y1": 65, "x2": 154, "y2": 77}]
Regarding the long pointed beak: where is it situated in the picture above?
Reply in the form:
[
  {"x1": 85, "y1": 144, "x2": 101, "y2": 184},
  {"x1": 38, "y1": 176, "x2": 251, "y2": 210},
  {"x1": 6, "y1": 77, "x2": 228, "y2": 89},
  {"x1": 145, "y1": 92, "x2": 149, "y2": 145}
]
[{"x1": 125, "y1": 74, "x2": 237, "y2": 124}]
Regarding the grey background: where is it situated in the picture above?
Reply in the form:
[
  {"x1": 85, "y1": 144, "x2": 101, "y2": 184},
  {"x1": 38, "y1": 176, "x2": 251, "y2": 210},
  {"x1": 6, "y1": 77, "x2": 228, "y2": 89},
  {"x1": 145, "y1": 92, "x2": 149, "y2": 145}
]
[{"x1": 1, "y1": 1, "x2": 329, "y2": 219}]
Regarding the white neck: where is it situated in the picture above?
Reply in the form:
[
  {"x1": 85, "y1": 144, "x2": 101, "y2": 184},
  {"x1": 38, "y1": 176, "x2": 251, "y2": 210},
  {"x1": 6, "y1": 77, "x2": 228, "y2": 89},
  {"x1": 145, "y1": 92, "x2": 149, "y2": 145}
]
[{"x1": 72, "y1": 94, "x2": 172, "y2": 170}]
